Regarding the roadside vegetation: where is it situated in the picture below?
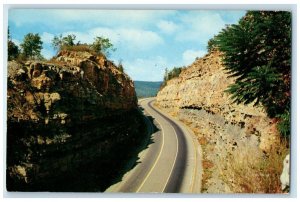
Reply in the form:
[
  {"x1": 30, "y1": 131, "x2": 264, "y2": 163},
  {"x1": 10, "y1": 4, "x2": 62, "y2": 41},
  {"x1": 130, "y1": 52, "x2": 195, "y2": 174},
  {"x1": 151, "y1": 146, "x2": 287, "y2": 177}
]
[
  {"x1": 160, "y1": 67, "x2": 184, "y2": 89},
  {"x1": 203, "y1": 11, "x2": 291, "y2": 193},
  {"x1": 220, "y1": 139, "x2": 289, "y2": 193},
  {"x1": 208, "y1": 11, "x2": 291, "y2": 138}
]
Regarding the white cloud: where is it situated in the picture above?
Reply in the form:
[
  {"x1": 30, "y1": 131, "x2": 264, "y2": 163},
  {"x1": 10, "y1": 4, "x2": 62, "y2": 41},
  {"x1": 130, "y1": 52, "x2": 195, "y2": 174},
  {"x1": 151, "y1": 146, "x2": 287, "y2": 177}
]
[
  {"x1": 182, "y1": 49, "x2": 207, "y2": 65},
  {"x1": 41, "y1": 32, "x2": 55, "y2": 44},
  {"x1": 8, "y1": 9, "x2": 245, "y2": 82},
  {"x1": 41, "y1": 48, "x2": 55, "y2": 59},
  {"x1": 123, "y1": 56, "x2": 169, "y2": 81},
  {"x1": 157, "y1": 20, "x2": 178, "y2": 34},
  {"x1": 175, "y1": 11, "x2": 226, "y2": 43},
  {"x1": 52, "y1": 10, "x2": 176, "y2": 28},
  {"x1": 9, "y1": 9, "x2": 176, "y2": 29},
  {"x1": 118, "y1": 28, "x2": 164, "y2": 50},
  {"x1": 63, "y1": 27, "x2": 164, "y2": 51}
]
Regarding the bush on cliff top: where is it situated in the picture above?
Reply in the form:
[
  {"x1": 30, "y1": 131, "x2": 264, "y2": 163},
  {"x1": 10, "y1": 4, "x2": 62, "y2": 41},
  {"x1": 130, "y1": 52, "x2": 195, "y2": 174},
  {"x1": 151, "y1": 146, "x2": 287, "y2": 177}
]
[
  {"x1": 8, "y1": 27, "x2": 20, "y2": 61},
  {"x1": 210, "y1": 11, "x2": 291, "y2": 137},
  {"x1": 160, "y1": 67, "x2": 183, "y2": 89},
  {"x1": 52, "y1": 34, "x2": 116, "y2": 57}
]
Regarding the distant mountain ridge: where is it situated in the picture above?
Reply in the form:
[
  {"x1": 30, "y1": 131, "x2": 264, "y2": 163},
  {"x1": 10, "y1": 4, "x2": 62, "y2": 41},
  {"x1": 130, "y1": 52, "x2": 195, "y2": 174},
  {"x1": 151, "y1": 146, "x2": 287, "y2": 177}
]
[{"x1": 134, "y1": 81, "x2": 162, "y2": 98}]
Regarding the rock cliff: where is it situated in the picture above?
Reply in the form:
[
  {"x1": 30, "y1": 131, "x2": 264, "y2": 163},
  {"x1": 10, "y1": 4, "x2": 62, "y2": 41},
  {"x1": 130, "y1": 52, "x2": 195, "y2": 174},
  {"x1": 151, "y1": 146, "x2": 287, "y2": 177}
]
[
  {"x1": 7, "y1": 51, "x2": 144, "y2": 191},
  {"x1": 156, "y1": 50, "x2": 281, "y2": 193}
]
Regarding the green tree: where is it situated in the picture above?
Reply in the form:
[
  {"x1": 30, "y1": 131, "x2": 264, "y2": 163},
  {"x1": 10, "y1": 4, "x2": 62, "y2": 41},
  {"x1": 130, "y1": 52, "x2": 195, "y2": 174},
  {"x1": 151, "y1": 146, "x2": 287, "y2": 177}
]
[
  {"x1": 52, "y1": 34, "x2": 77, "y2": 51},
  {"x1": 161, "y1": 67, "x2": 183, "y2": 89},
  {"x1": 63, "y1": 34, "x2": 76, "y2": 46},
  {"x1": 7, "y1": 27, "x2": 19, "y2": 60},
  {"x1": 90, "y1": 36, "x2": 116, "y2": 56},
  {"x1": 20, "y1": 33, "x2": 43, "y2": 59},
  {"x1": 207, "y1": 37, "x2": 217, "y2": 52},
  {"x1": 212, "y1": 11, "x2": 291, "y2": 137}
]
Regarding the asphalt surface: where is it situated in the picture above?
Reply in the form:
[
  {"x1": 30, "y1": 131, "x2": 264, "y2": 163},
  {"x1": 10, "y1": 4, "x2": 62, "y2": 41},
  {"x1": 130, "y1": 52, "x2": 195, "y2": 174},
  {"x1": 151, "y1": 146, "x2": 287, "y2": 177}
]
[{"x1": 105, "y1": 97, "x2": 202, "y2": 193}]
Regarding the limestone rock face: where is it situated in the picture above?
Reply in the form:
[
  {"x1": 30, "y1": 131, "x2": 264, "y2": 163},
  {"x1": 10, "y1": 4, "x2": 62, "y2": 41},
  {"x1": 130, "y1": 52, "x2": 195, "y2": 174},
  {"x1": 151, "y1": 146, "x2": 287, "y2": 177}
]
[
  {"x1": 156, "y1": 50, "x2": 282, "y2": 193},
  {"x1": 156, "y1": 51, "x2": 279, "y2": 152},
  {"x1": 8, "y1": 51, "x2": 137, "y2": 122},
  {"x1": 7, "y1": 51, "x2": 142, "y2": 191}
]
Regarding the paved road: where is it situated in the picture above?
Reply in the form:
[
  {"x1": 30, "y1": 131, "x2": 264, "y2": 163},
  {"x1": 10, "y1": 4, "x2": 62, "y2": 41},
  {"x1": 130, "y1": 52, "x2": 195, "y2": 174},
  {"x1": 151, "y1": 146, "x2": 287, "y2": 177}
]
[{"x1": 106, "y1": 97, "x2": 202, "y2": 193}]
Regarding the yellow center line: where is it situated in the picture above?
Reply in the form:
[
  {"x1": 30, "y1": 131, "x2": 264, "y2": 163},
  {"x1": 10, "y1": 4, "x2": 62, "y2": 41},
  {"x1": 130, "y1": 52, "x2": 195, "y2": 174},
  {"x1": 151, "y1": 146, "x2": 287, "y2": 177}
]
[
  {"x1": 161, "y1": 112, "x2": 198, "y2": 193},
  {"x1": 152, "y1": 104, "x2": 179, "y2": 193},
  {"x1": 162, "y1": 124, "x2": 179, "y2": 192},
  {"x1": 136, "y1": 100, "x2": 165, "y2": 193}
]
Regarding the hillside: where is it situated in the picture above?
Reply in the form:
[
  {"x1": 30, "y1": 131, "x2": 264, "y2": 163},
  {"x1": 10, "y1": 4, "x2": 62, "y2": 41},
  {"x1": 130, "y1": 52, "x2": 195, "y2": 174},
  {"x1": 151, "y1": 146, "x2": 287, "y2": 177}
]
[
  {"x1": 7, "y1": 50, "x2": 146, "y2": 191},
  {"x1": 134, "y1": 80, "x2": 162, "y2": 98},
  {"x1": 156, "y1": 50, "x2": 288, "y2": 193}
]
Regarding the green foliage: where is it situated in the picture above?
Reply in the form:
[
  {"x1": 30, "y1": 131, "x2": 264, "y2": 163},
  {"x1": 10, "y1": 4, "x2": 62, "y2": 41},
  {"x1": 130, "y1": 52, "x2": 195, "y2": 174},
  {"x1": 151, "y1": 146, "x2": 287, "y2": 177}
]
[
  {"x1": 8, "y1": 27, "x2": 20, "y2": 60},
  {"x1": 277, "y1": 109, "x2": 290, "y2": 138},
  {"x1": 52, "y1": 35, "x2": 116, "y2": 57},
  {"x1": 164, "y1": 67, "x2": 182, "y2": 81},
  {"x1": 8, "y1": 41, "x2": 20, "y2": 61},
  {"x1": 63, "y1": 34, "x2": 76, "y2": 46},
  {"x1": 225, "y1": 65, "x2": 286, "y2": 117},
  {"x1": 90, "y1": 36, "x2": 116, "y2": 56},
  {"x1": 161, "y1": 67, "x2": 183, "y2": 88},
  {"x1": 207, "y1": 37, "x2": 217, "y2": 52},
  {"x1": 212, "y1": 11, "x2": 291, "y2": 137},
  {"x1": 52, "y1": 34, "x2": 77, "y2": 51},
  {"x1": 20, "y1": 33, "x2": 43, "y2": 59}
]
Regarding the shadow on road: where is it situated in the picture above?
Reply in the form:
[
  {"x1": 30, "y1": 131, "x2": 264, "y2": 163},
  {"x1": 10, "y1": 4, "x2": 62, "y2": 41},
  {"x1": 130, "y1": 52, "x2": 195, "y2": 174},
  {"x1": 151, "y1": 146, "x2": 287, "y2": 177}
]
[{"x1": 106, "y1": 105, "x2": 160, "y2": 189}]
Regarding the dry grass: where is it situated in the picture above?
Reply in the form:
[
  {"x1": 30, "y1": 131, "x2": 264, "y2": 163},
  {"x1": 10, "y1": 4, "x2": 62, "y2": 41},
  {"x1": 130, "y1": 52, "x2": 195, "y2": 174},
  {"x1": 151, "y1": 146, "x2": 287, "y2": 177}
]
[
  {"x1": 202, "y1": 167, "x2": 213, "y2": 192},
  {"x1": 220, "y1": 139, "x2": 289, "y2": 193},
  {"x1": 198, "y1": 137, "x2": 208, "y2": 145},
  {"x1": 47, "y1": 59, "x2": 68, "y2": 66},
  {"x1": 201, "y1": 148, "x2": 214, "y2": 192},
  {"x1": 203, "y1": 159, "x2": 214, "y2": 169},
  {"x1": 61, "y1": 45, "x2": 96, "y2": 55},
  {"x1": 165, "y1": 108, "x2": 290, "y2": 193}
]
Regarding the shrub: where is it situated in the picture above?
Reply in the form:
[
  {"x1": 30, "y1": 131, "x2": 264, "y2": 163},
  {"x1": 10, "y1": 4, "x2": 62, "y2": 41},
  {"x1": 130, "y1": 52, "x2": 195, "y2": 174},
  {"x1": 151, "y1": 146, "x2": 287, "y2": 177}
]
[
  {"x1": 7, "y1": 27, "x2": 20, "y2": 60},
  {"x1": 8, "y1": 41, "x2": 19, "y2": 61},
  {"x1": 212, "y1": 11, "x2": 291, "y2": 137},
  {"x1": 52, "y1": 34, "x2": 77, "y2": 51},
  {"x1": 161, "y1": 67, "x2": 183, "y2": 89},
  {"x1": 90, "y1": 36, "x2": 116, "y2": 56}
]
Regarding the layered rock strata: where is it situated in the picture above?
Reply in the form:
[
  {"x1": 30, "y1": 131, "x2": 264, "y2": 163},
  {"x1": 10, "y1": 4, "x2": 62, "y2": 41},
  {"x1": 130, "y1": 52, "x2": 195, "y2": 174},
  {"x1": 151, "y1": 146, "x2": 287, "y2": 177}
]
[
  {"x1": 156, "y1": 50, "x2": 280, "y2": 193},
  {"x1": 7, "y1": 51, "x2": 144, "y2": 191}
]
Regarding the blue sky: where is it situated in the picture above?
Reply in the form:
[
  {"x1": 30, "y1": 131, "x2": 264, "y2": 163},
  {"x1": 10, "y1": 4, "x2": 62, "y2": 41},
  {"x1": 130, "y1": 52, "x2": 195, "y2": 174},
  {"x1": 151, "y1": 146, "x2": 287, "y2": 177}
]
[{"x1": 8, "y1": 9, "x2": 245, "y2": 81}]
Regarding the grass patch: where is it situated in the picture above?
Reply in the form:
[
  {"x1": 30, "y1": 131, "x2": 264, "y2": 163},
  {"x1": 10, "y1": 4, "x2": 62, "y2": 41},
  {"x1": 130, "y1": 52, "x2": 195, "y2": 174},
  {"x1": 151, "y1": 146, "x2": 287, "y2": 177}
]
[
  {"x1": 220, "y1": 139, "x2": 289, "y2": 193},
  {"x1": 201, "y1": 144, "x2": 213, "y2": 192},
  {"x1": 60, "y1": 44, "x2": 96, "y2": 54}
]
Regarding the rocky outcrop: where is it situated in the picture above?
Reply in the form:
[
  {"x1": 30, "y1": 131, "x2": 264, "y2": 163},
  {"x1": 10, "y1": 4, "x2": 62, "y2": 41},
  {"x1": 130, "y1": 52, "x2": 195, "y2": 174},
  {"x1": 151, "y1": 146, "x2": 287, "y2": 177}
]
[
  {"x1": 157, "y1": 50, "x2": 279, "y2": 152},
  {"x1": 7, "y1": 51, "x2": 144, "y2": 191},
  {"x1": 156, "y1": 50, "x2": 281, "y2": 193}
]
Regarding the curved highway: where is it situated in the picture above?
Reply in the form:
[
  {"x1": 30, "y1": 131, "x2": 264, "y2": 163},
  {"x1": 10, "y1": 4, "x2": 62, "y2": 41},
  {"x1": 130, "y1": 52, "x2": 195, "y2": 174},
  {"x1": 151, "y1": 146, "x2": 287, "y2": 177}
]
[{"x1": 106, "y1": 97, "x2": 202, "y2": 193}]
